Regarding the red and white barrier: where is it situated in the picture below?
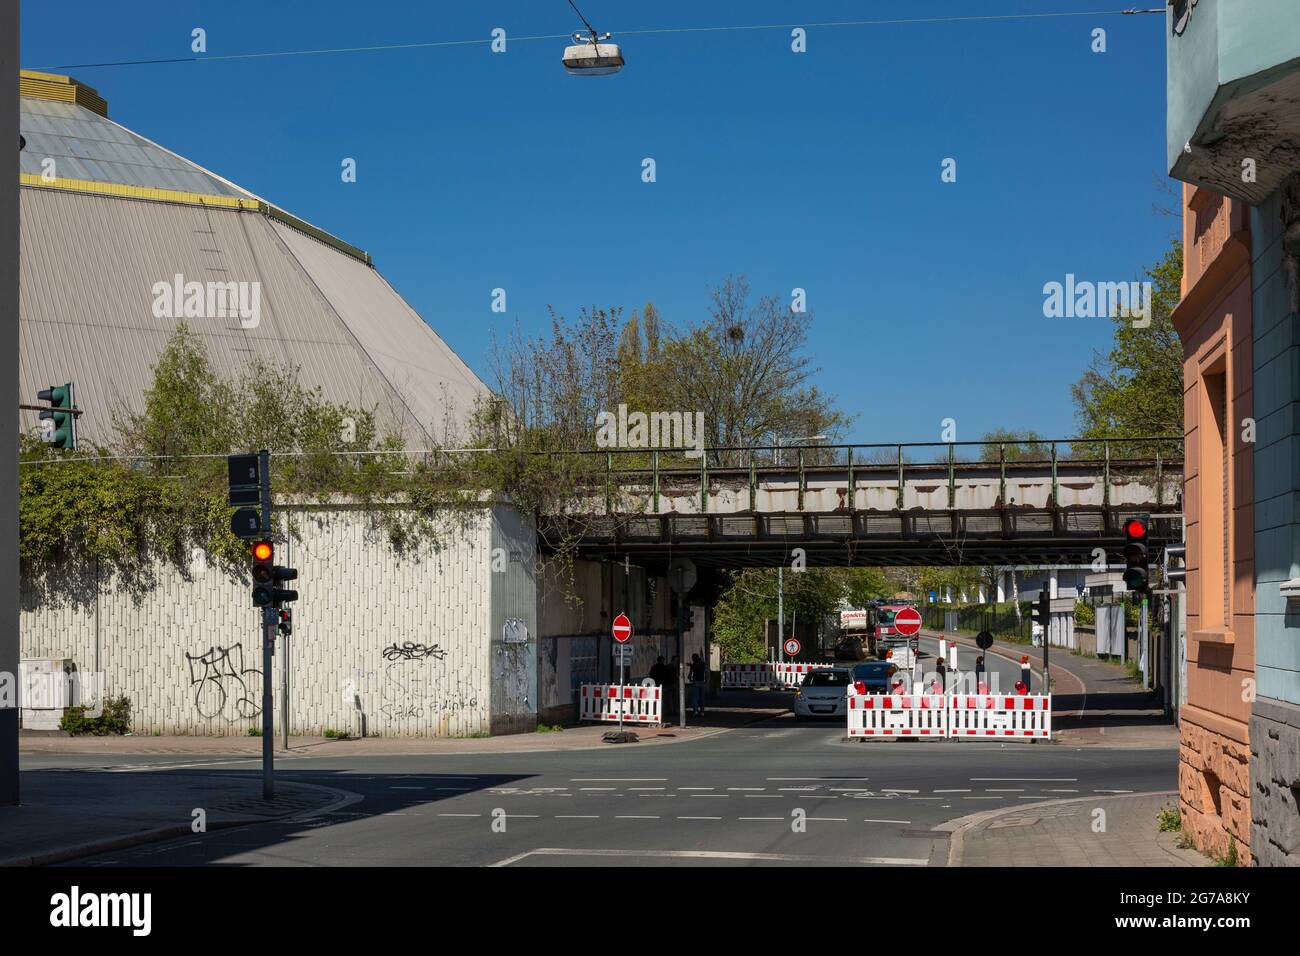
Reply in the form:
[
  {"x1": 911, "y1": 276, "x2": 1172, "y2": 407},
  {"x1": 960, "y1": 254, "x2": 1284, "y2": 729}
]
[
  {"x1": 846, "y1": 693, "x2": 1052, "y2": 740},
  {"x1": 721, "y1": 663, "x2": 773, "y2": 689},
  {"x1": 846, "y1": 693, "x2": 948, "y2": 738},
  {"x1": 772, "y1": 662, "x2": 835, "y2": 689},
  {"x1": 947, "y1": 694, "x2": 1051, "y2": 739},
  {"x1": 579, "y1": 684, "x2": 663, "y2": 726}
]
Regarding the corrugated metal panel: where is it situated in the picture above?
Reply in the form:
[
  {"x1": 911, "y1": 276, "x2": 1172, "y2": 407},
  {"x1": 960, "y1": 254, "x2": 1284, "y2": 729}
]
[
  {"x1": 271, "y1": 220, "x2": 490, "y2": 444},
  {"x1": 20, "y1": 97, "x2": 247, "y2": 197},
  {"x1": 18, "y1": 188, "x2": 445, "y2": 447}
]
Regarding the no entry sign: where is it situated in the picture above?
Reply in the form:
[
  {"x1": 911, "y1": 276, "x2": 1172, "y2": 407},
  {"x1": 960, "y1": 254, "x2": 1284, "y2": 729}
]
[
  {"x1": 894, "y1": 606, "x2": 923, "y2": 638},
  {"x1": 612, "y1": 612, "x2": 633, "y2": 643},
  {"x1": 783, "y1": 637, "x2": 801, "y2": 657}
]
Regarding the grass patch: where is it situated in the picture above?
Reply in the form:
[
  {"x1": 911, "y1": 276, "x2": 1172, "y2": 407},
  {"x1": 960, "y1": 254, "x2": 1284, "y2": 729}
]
[
  {"x1": 323, "y1": 728, "x2": 351, "y2": 739},
  {"x1": 246, "y1": 726, "x2": 262, "y2": 737},
  {"x1": 1157, "y1": 804, "x2": 1181, "y2": 833},
  {"x1": 1213, "y1": 836, "x2": 1240, "y2": 867},
  {"x1": 535, "y1": 723, "x2": 564, "y2": 733}
]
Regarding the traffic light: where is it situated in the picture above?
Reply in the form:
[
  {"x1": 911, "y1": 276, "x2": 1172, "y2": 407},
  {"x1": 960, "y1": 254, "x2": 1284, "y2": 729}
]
[
  {"x1": 277, "y1": 608, "x2": 293, "y2": 636},
  {"x1": 683, "y1": 606, "x2": 695, "y2": 631},
  {"x1": 1163, "y1": 543, "x2": 1186, "y2": 586},
  {"x1": 37, "y1": 382, "x2": 75, "y2": 449},
  {"x1": 1032, "y1": 589, "x2": 1050, "y2": 638},
  {"x1": 1123, "y1": 515, "x2": 1150, "y2": 593},
  {"x1": 250, "y1": 540, "x2": 299, "y2": 608}
]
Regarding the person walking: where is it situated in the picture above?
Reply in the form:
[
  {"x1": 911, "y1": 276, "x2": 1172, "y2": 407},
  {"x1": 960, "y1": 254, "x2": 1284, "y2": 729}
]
[
  {"x1": 648, "y1": 656, "x2": 669, "y2": 687},
  {"x1": 687, "y1": 653, "x2": 707, "y2": 717}
]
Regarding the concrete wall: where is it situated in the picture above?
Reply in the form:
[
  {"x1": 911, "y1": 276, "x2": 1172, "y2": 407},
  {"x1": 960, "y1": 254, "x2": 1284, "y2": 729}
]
[
  {"x1": 1171, "y1": 181, "x2": 1255, "y2": 861},
  {"x1": 19, "y1": 504, "x2": 537, "y2": 738},
  {"x1": 1249, "y1": 176, "x2": 1300, "y2": 865}
]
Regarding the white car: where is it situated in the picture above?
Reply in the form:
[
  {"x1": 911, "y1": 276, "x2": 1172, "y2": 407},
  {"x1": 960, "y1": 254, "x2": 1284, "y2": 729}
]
[{"x1": 792, "y1": 668, "x2": 852, "y2": 720}]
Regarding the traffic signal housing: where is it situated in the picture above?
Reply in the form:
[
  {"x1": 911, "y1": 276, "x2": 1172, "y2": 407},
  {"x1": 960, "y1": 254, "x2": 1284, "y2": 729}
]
[
  {"x1": 1163, "y1": 543, "x2": 1186, "y2": 586},
  {"x1": 1032, "y1": 589, "x2": 1050, "y2": 640},
  {"x1": 37, "y1": 382, "x2": 76, "y2": 450},
  {"x1": 250, "y1": 540, "x2": 299, "y2": 608},
  {"x1": 1123, "y1": 515, "x2": 1151, "y2": 593}
]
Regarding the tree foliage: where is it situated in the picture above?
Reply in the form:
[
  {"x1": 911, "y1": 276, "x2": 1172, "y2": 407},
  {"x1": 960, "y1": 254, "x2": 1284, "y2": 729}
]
[{"x1": 1071, "y1": 243, "x2": 1184, "y2": 457}]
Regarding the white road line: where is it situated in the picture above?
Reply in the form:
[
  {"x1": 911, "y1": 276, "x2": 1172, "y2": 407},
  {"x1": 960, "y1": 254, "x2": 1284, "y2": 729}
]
[
  {"x1": 556, "y1": 815, "x2": 600, "y2": 819},
  {"x1": 830, "y1": 787, "x2": 871, "y2": 792},
  {"x1": 971, "y1": 778, "x2": 1077, "y2": 782},
  {"x1": 490, "y1": 848, "x2": 927, "y2": 867},
  {"x1": 745, "y1": 794, "x2": 783, "y2": 798},
  {"x1": 628, "y1": 787, "x2": 665, "y2": 791},
  {"x1": 779, "y1": 787, "x2": 817, "y2": 791},
  {"x1": 807, "y1": 817, "x2": 848, "y2": 822},
  {"x1": 767, "y1": 777, "x2": 869, "y2": 781},
  {"x1": 934, "y1": 789, "x2": 971, "y2": 793},
  {"x1": 1045, "y1": 789, "x2": 1079, "y2": 793},
  {"x1": 964, "y1": 796, "x2": 1002, "y2": 800},
  {"x1": 505, "y1": 814, "x2": 540, "y2": 818},
  {"x1": 677, "y1": 816, "x2": 722, "y2": 820},
  {"x1": 882, "y1": 789, "x2": 919, "y2": 794},
  {"x1": 863, "y1": 819, "x2": 911, "y2": 824},
  {"x1": 580, "y1": 787, "x2": 616, "y2": 791},
  {"x1": 728, "y1": 787, "x2": 765, "y2": 791},
  {"x1": 438, "y1": 813, "x2": 481, "y2": 817},
  {"x1": 614, "y1": 815, "x2": 659, "y2": 820},
  {"x1": 691, "y1": 794, "x2": 729, "y2": 798},
  {"x1": 738, "y1": 817, "x2": 783, "y2": 821},
  {"x1": 677, "y1": 787, "x2": 714, "y2": 791},
  {"x1": 434, "y1": 787, "x2": 470, "y2": 791},
  {"x1": 985, "y1": 788, "x2": 1025, "y2": 792},
  {"x1": 572, "y1": 778, "x2": 667, "y2": 782}
]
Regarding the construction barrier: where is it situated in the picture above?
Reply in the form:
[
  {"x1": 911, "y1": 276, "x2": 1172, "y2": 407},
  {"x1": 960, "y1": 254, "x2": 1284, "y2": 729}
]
[
  {"x1": 722, "y1": 662, "x2": 835, "y2": 689},
  {"x1": 846, "y1": 693, "x2": 1052, "y2": 741},
  {"x1": 721, "y1": 663, "x2": 773, "y2": 689},
  {"x1": 846, "y1": 694, "x2": 948, "y2": 738},
  {"x1": 947, "y1": 694, "x2": 1051, "y2": 739},
  {"x1": 579, "y1": 684, "x2": 663, "y2": 726}
]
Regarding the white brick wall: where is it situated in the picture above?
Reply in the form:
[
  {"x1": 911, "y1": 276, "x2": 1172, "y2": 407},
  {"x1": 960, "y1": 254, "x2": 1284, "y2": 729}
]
[{"x1": 19, "y1": 505, "x2": 510, "y2": 737}]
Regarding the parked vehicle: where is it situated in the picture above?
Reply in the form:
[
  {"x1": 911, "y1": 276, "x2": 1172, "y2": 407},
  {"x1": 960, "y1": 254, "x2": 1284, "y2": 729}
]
[
  {"x1": 849, "y1": 660, "x2": 899, "y2": 695},
  {"x1": 792, "y1": 668, "x2": 851, "y2": 720}
]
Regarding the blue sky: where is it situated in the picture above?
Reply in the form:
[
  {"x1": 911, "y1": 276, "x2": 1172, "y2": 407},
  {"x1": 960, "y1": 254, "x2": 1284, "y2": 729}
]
[{"x1": 22, "y1": 1, "x2": 1177, "y2": 445}]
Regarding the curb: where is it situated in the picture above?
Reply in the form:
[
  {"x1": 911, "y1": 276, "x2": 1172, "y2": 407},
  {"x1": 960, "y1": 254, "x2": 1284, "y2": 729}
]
[
  {"x1": 933, "y1": 789, "x2": 1180, "y2": 867},
  {"x1": 0, "y1": 778, "x2": 359, "y2": 868}
]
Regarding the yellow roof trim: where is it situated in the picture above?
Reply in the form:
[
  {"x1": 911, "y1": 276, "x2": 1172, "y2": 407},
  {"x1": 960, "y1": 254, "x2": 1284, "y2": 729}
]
[
  {"x1": 21, "y1": 172, "x2": 260, "y2": 210},
  {"x1": 20, "y1": 173, "x2": 373, "y2": 266},
  {"x1": 19, "y1": 70, "x2": 108, "y2": 117}
]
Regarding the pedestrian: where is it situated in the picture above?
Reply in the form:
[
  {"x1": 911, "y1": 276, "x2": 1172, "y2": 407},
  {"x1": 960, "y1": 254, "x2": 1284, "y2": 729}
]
[
  {"x1": 688, "y1": 653, "x2": 707, "y2": 717},
  {"x1": 648, "y1": 656, "x2": 669, "y2": 686}
]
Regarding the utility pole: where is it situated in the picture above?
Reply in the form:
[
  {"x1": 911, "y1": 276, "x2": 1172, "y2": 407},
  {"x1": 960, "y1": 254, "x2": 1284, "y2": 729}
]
[
  {"x1": 1, "y1": 0, "x2": 21, "y2": 806},
  {"x1": 777, "y1": 565, "x2": 784, "y2": 662}
]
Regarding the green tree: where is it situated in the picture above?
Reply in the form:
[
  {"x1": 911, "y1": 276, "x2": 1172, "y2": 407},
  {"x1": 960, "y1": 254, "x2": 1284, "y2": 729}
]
[
  {"x1": 1071, "y1": 243, "x2": 1184, "y2": 457},
  {"x1": 979, "y1": 429, "x2": 1049, "y2": 461}
]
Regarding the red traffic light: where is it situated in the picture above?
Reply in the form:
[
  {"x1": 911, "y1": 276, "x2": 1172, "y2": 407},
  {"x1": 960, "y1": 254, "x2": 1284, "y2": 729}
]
[
  {"x1": 253, "y1": 541, "x2": 273, "y2": 561},
  {"x1": 1124, "y1": 518, "x2": 1148, "y2": 538}
]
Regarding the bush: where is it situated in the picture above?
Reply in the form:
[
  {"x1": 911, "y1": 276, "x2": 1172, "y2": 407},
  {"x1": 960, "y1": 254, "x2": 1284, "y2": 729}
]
[
  {"x1": 1157, "y1": 804, "x2": 1181, "y2": 832},
  {"x1": 59, "y1": 695, "x2": 131, "y2": 735},
  {"x1": 1074, "y1": 600, "x2": 1095, "y2": 626}
]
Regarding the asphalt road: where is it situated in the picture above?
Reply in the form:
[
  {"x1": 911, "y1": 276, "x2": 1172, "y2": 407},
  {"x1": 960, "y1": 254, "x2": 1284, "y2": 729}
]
[{"x1": 21, "y1": 633, "x2": 1164, "y2": 867}]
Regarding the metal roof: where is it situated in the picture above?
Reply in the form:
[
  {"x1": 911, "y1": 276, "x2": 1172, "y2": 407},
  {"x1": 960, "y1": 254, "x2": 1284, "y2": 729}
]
[{"x1": 20, "y1": 96, "x2": 254, "y2": 199}]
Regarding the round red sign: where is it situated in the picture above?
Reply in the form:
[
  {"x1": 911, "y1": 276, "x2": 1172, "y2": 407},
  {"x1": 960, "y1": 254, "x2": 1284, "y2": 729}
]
[
  {"x1": 893, "y1": 606, "x2": 923, "y2": 637},
  {"x1": 783, "y1": 638, "x2": 801, "y2": 657},
  {"x1": 612, "y1": 612, "x2": 633, "y2": 643}
]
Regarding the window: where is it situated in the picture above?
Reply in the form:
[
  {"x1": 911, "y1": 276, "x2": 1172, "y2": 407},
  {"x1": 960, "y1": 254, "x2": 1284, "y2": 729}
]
[{"x1": 1200, "y1": 363, "x2": 1230, "y2": 628}]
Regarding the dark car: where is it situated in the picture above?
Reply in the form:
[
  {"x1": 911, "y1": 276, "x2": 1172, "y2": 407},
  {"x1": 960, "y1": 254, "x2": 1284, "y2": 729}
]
[{"x1": 849, "y1": 660, "x2": 899, "y2": 694}]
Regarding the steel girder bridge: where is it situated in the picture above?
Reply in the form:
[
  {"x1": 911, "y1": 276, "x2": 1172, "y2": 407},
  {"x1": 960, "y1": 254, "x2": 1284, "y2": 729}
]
[{"x1": 536, "y1": 438, "x2": 1183, "y2": 571}]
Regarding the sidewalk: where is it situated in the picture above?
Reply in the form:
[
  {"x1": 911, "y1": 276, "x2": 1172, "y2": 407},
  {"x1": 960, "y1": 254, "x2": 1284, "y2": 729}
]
[
  {"x1": 19, "y1": 693, "x2": 787, "y2": 757},
  {"x1": 939, "y1": 791, "x2": 1209, "y2": 867},
  {"x1": 0, "y1": 770, "x2": 352, "y2": 866}
]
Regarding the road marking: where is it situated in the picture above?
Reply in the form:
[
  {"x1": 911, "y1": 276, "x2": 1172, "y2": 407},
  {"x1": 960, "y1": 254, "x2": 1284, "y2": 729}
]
[
  {"x1": 778, "y1": 787, "x2": 817, "y2": 791},
  {"x1": 434, "y1": 786, "x2": 471, "y2": 791},
  {"x1": 437, "y1": 813, "x2": 481, "y2": 817},
  {"x1": 728, "y1": 787, "x2": 765, "y2": 791},
  {"x1": 745, "y1": 794, "x2": 783, "y2": 798},
  {"x1": 556, "y1": 815, "x2": 599, "y2": 819},
  {"x1": 628, "y1": 787, "x2": 665, "y2": 791},
  {"x1": 580, "y1": 787, "x2": 616, "y2": 791},
  {"x1": 831, "y1": 787, "x2": 871, "y2": 792},
  {"x1": 863, "y1": 819, "x2": 912, "y2": 824},
  {"x1": 738, "y1": 817, "x2": 783, "y2": 821},
  {"x1": 768, "y1": 777, "x2": 869, "y2": 781},
  {"x1": 572, "y1": 778, "x2": 667, "y2": 782},
  {"x1": 934, "y1": 789, "x2": 971, "y2": 793},
  {"x1": 985, "y1": 788, "x2": 1024, "y2": 792},
  {"x1": 504, "y1": 814, "x2": 540, "y2": 818},
  {"x1": 964, "y1": 796, "x2": 1002, "y2": 800},
  {"x1": 807, "y1": 817, "x2": 848, "y2": 822},
  {"x1": 677, "y1": 787, "x2": 714, "y2": 791},
  {"x1": 691, "y1": 794, "x2": 728, "y2": 798},
  {"x1": 677, "y1": 816, "x2": 721, "y2": 820},
  {"x1": 1045, "y1": 789, "x2": 1079, "y2": 793},
  {"x1": 971, "y1": 778, "x2": 1077, "y2": 782},
  {"x1": 489, "y1": 848, "x2": 927, "y2": 867},
  {"x1": 882, "y1": 789, "x2": 919, "y2": 794},
  {"x1": 614, "y1": 815, "x2": 659, "y2": 820}
]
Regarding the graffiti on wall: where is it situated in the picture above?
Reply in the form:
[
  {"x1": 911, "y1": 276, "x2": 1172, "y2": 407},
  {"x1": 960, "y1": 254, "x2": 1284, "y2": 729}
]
[
  {"x1": 185, "y1": 644, "x2": 261, "y2": 721},
  {"x1": 382, "y1": 642, "x2": 446, "y2": 662},
  {"x1": 379, "y1": 642, "x2": 475, "y2": 720}
]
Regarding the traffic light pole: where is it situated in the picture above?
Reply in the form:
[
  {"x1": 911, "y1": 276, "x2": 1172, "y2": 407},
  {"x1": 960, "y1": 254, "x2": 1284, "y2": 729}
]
[{"x1": 258, "y1": 449, "x2": 274, "y2": 800}]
